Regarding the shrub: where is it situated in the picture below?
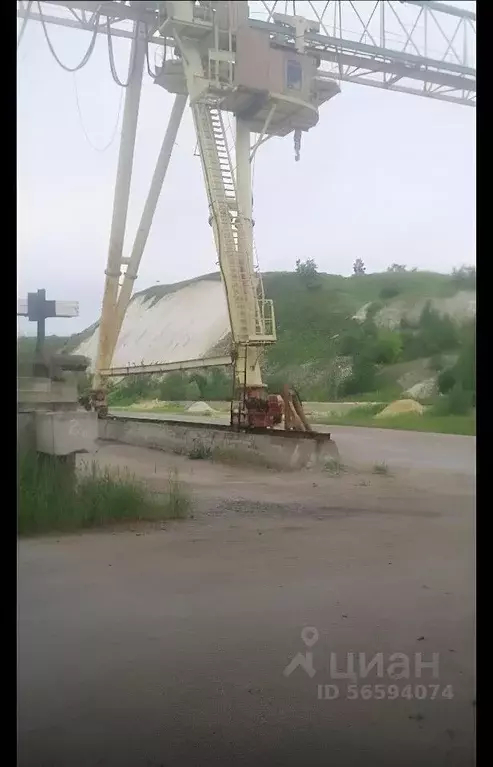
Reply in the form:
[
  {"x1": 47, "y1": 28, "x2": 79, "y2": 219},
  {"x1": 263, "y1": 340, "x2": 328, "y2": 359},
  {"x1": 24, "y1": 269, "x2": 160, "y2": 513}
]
[
  {"x1": 371, "y1": 330, "x2": 402, "y2": 364},
  {"x1": 373, "y1": 461, "x2": 390, "y2": 475},
  {"x1": 400, "y1": 304, "x2": 461, "y2": 361},
  {"x1": 454, "y1": 323, "x2": 475, "y2": 392},
  {"x1": 295, "y1": 258, "x2": 320, "y2": 289},
  {"x1": 451, "y1": 265, "x2": 476, "y2": 290},
  {"x1": 437, "y1": 368, "x2": 456, "y2": 394},
  {"x1": 202, "y1": 368, "x2": 233, "y2": 400},
  {"x1": 296, "y1": 258, "x2": 318, "y2": 277},
  {"x1": 353, "y1": 258, "x2": 366, "y2": 275},
  {"x1": 341, "y1": 357, "x2": 377, "y2": 395},
  {"x1": 184, "y1": 380, "x2": 201, "y2": 401},
  {"x1": 108, "y1": 375, "x2": 156, "y2": 405},
  {"x1": 158, "y1": 372, "x2": 189, "y2": 401},
  {"x1": 339, "y1": 324, "x2": 364, "y2": 356},
  {"x1": 418, "y1": 303, "x2": 459, "y2": 354},
  {"x1": 435, "y1": 322, "x2": 474, "y2": 401},
  {"x1": 432, "y1": 385, "x2": 474, "y2": 416},
  {"x1": 188, "y1": 441, "x2": 212, "y2": 460}
]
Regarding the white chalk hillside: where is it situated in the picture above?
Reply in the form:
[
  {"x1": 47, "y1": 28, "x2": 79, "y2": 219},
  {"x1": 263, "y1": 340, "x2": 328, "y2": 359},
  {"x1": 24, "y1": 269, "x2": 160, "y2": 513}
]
[{"x1": 74, "y1": 277, "x2": 230, "y2": 370}]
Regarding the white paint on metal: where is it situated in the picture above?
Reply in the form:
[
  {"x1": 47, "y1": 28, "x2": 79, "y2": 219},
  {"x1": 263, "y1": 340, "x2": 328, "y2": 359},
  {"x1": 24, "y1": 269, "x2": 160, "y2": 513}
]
[
  {"x1": 101, "y1": 355, "x2": 232, "y2": 377},
  {"x1": 17, "y1": 299, "x2": 78, "y2": 317},
  {"x1": 94, "y1": 18, "x2": 147, "y2": 385},
  {"x1": 17, "y1": 299, "x2": 28, "y2": 316},
  {"x1": 54, "y1": 301, "x2": 79, "y2": 317}
]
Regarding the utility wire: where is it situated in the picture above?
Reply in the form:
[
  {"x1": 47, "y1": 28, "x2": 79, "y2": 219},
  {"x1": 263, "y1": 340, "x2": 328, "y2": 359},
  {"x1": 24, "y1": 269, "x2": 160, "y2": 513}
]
[
  {"x1": 36, "y1": 0, "x2": 100, "y2": 72},
  {"x1": 106, "y1": 17, "x2": 138, "y2": 87},
  {"x1": 73, "y1": 71, "x2": 124, "y2": 152}
]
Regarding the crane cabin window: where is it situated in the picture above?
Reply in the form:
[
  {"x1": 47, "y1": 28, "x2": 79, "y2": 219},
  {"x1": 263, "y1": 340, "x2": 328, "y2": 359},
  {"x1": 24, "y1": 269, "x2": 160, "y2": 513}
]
[{"x1": 286, "y1": 59, "x2": 302, "y2": 91}]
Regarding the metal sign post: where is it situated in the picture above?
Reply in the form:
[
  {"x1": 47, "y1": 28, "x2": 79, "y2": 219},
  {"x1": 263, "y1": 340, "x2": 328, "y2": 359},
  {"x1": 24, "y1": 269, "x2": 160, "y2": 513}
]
[{"x1": 17, "y1": 289, "x2": 79, "y2": 354}]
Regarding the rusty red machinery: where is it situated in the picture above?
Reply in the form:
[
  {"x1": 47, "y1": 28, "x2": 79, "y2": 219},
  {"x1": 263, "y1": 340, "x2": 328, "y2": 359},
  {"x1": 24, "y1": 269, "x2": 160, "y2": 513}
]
[{"x1": 231, "y1": 384, "x2": 311, "y2": 432}]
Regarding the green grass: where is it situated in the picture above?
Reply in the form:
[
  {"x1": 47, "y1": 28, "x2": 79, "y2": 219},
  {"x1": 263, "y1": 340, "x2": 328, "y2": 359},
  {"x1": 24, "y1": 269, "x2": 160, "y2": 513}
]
[
  {"x1": 339, "y1": 389, "x2": 401, "y2": 403},
  {"x1": 17, "y1": 334, "x2": 69, "y2": 357},
  {"x1": 323, "y1": 458, "x2": 346, "y2": 476},
  {"x1": 315, "y1": 411, "x2": 475, "y2": 436},
  {"x1": 111, "y1": 403, "x2": 189, "y2": 414},
  {"x1": 113, "y1": 400, "x2": 475, "y2": 435},
  {"x1": 18, "y1": 452, "x2": 190, "y2": 536},
  {"x1": 111, "y1": 403, "x2": 220, "y2": 417}
]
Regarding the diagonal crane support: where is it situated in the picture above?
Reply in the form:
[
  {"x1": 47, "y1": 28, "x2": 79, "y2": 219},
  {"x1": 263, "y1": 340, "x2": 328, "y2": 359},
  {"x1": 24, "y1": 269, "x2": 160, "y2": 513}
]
[
  {"x1": 108, "y1": 94, "x2": 188, "y2": 365},
  {"x1": 93, "y1": 16, "x2": 147, "y2": 389}
]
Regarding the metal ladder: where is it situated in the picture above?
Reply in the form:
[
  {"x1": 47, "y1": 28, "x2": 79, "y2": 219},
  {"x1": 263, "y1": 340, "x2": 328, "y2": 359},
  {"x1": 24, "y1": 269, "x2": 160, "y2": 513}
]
[{"x1": 192, "y1": 102, "x2": 275, "y2": 345}]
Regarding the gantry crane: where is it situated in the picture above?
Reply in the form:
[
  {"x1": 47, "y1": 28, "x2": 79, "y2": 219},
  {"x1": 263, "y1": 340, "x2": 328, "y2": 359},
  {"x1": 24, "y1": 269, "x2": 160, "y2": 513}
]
[
  {"x1": 83, "y1": 0, "x2": 340, "y2": 429},
  {"x1": 147, "y1": 1, "x2": 339, "y2": 428},
  {"x1": 17, "y1": 1, "x2": 476, "y2": 428}
]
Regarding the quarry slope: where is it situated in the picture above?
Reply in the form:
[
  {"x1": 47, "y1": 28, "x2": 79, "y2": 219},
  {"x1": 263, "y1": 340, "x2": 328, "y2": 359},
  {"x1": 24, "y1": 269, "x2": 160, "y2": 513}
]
[
  {"x1": 70, "y1": 270, "x2": 475, "y2": 373},
  {"x1": 74, "y1": 275, "x2": 229, "y2": 369}
]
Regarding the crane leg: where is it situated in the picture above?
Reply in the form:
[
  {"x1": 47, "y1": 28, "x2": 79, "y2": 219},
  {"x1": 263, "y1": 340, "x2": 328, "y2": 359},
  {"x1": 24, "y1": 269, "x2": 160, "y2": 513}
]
[
  {"x1": 92, "y1": 19, "x2": 146, "y2": 404},
  {"x1": 235, "y1": 117, "x2": 262, "y2": 387}
]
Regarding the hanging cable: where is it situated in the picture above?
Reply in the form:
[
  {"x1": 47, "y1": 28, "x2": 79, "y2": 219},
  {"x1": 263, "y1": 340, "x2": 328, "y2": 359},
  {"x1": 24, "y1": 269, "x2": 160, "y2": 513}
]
[
  {"x1": 36, "y1": 0, "x2": 100, "y2": 72},
  {"x1": 106, "y1": 16, "x2": 138, "y2": 87},
  {"x1": 144, "y1": 25, "x2": 164, "y2": 78},
  {"x1": 17, "y1": 1, "x2": 33, "y2": 51},
  {"x1": 145, "y1": 41, "x2": 159, "y2": 78},
  {"x1": 73, "y1": 71, "x2": 124, "y2": 153}
]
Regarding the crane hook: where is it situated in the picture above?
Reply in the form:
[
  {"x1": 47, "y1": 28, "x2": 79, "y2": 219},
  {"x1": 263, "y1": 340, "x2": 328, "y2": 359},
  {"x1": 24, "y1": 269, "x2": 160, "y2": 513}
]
[{"x1": 294, "y1": 129, "x2": 301, "y2": 162}]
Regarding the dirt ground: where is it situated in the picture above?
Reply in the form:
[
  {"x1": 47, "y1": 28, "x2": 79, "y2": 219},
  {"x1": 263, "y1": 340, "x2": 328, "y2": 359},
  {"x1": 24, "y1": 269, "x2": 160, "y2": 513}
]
[{"x1": 18, "y1": 443, "x2": 476, "y2": 767}]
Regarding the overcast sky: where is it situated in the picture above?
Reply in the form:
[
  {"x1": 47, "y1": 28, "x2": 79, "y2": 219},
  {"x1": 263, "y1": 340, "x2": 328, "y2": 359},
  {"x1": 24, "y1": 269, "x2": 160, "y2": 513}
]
[{"x1": 17, "y1": 2, "x2": 476, "y2": 336}]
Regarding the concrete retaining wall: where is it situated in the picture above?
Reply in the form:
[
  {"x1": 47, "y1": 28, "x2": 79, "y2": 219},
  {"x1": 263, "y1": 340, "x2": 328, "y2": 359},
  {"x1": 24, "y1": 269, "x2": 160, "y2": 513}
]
[{"x1": 98, "y1": 417, "x2": 340, "y2": 471}]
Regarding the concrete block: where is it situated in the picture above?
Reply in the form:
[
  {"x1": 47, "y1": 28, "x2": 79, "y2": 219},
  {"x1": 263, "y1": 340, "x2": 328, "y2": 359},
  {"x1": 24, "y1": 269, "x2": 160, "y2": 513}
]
[
  {"x1": 35, "y1": 411, "x2": 98, "y2": 456},
  {"x1": 99, "y1": 417, "x2": 340, "y2": 471},
  {"x1": 18, "y1": 377, "x2": 79, "y2": 407}
]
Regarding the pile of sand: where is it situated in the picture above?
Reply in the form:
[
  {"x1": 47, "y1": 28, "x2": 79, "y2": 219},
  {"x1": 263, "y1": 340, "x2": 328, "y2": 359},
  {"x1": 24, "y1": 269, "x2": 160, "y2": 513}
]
[
  {"x1": 129, "y1": 399, "x2": 163, "y2": 410},
  {"x1": 376, "y1": 399, "x2": 425, "y2": 418},
  {"x1": 187, "y1": 401, "x2": 216, "y2": 415}
]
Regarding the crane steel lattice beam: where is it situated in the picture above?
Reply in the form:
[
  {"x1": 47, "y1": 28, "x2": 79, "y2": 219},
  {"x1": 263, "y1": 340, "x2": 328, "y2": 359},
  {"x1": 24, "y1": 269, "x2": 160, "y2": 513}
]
[
  {"x1": 256, "y1": 1, "x2": 475, "y2": 105},
  {"x1": 99, "y1": 356, "x2": 233, "y2": 378},
  {"x1": 18, "y1": 1, "x2": 476, "y2": 106}
]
